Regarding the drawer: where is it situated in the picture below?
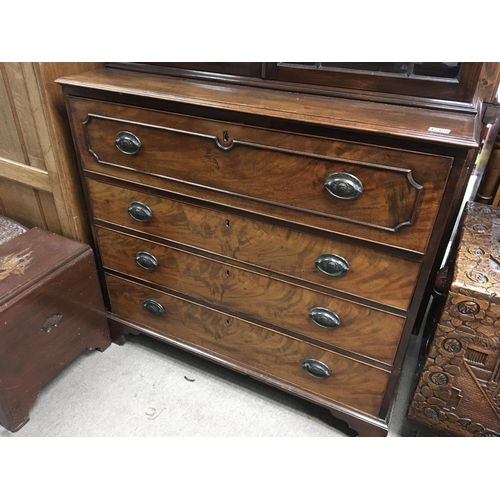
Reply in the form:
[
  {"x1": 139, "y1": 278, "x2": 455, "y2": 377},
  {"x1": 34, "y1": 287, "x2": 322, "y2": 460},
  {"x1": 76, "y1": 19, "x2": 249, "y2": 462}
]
[
  {"x1": 97, "y1": 227, "x2": 405, "y2": 365},
  {"x1": 106, "y1": 274, "x2": 390, "y2": 417},
  {"x1": 69, "y1": 98, "x2": 453, "y2": 253},
  {"x1": 88, "y1": 179, "x2": 420, "y2": 310}
]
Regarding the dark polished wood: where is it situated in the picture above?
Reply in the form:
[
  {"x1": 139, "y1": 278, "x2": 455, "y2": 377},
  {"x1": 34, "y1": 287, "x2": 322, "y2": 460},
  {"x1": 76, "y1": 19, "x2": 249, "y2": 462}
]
[
  {"x1": 0, "y1": 228, "x2": 111, "y2": 432},
  {"x1": 107, "y1": 63, "x2": 500, "y2": 114},
  {"x1": 57, "y1": 69, "x2": 480, "y2": 147},
  {"x1": 58, "y1": 64, "x2": 498, "y2": 436},
  {"x1": 144, "y1": 62, "x2": 263, "y2": 78},
  {"x1": 78, "y1": 99, "x2": 441, "y2": 233},
  {"x1": 329, "y1": 407, "x2": 389, "y2": 437},
  {"x1": 67, "y1": 96, "x2": 453, "y2": 253},
  {"x1": 265, "y1": 62, "x2": 483, "y2": 103},
  {"x1": 87, "y1": 179, "x2": 421, "y2": 310},
  {"x1": 97, "y1": 226, "x2": 405, "y2": 365},
  {"x1": 106, "y1": 273, "x2": 390, "y2": 417}
]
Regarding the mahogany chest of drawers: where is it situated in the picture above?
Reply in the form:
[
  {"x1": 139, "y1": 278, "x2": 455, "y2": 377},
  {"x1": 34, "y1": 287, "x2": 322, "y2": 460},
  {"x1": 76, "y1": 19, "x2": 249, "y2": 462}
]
[
  {"x1": 408, "y1": 202, "x2": 500, "y2": 436},
  {"x1": 0, "y1": 226, "x2": 111, "y2": 432},
  {"x1": 57, "y1": 67, "x2": 485, "y2": 436}
]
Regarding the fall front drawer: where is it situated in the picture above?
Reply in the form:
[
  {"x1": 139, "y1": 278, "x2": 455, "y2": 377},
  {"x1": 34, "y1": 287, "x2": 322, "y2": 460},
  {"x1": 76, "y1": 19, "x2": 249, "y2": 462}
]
[
  {"x1": 106, "y1": 273, "x2": 390, "y2": 417},
  {"x1": 87, "y1": 179, "x2": 420, "y2": 310},
  {"x1": 97, "y1": 226, "x2": 405, "y2": 364},
  {"x1": 69, "y1": 97, "x2": 452, "y2": 253}
]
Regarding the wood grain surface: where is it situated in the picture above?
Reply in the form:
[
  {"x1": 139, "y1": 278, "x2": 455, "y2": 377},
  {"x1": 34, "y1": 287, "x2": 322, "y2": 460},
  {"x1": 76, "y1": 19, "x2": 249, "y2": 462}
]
[
  {"x1": 83, "y1": 110, "x2": 425, "y2": 232},
  {"x1": 97, "y1": 226, "x2": 405, "y2": 364},
  {"x1": 0, "y1": 229, "x2": 110, "y2": 432},
  {"x1": 106, "y1": 273, "x2": 390, "y2": 417},
  {"x1": 57, "y1": 68, "x2": 480, "y2": 147},
  {"x1": 0, "y1": 63, "x2": 105, "y2": 242},
  {"x1": 68, "y1": 97, "x2": 453, "y2": 253},
  {"x1": 87, "y1": 179, "x2": 420, "y2": 309},
  {"x1": 58, "y1": 66, "x2": 485, "y2": 436},
  {"x1": 0, "y1": 228, "x2": 88, "y2": 304}
]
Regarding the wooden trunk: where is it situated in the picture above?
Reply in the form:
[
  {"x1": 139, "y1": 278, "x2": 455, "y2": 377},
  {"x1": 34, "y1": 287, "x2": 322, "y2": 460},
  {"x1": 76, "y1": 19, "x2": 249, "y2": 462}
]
[
  {"x1": 408, "y1": 202, "x2": 500, "y2": 436},
  {"x1": 0, "y1": 227, "x2": 111, "y2": 432}
]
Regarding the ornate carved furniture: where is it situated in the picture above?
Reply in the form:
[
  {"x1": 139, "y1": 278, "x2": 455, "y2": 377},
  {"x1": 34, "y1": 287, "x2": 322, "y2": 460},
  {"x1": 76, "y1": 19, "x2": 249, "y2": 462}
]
[
  {"x1": 408, "y1": 202, "x2": 500, "y2": 436},
  {"x1": 0, "y1": 225, "x2": 111, "y2": 432},
  {"x1": 57, "y1": 62, "x2": 500, "y2": 436}
]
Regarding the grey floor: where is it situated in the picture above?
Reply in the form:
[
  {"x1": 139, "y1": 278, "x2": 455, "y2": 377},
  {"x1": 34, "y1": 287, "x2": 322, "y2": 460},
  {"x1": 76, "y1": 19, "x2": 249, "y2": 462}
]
[{"x1": 1, "y1": 322, "x2": 424, "y2": 438}]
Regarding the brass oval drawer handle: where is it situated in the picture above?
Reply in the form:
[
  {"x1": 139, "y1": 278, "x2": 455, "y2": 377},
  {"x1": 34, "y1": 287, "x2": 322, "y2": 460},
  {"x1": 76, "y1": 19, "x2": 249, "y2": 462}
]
[
  {"x1": 302, "y1": 359, "x2": 331, "y2": 379},
  {"x1": 115, "y1": 131, "x2": 141, "y2": 155},
  {"x1": 309, "y1": 307, "x2": 340, "y2": 329},
  {"x1": 142, "y1": 299, "x2": 164, "y2": 316},
  {"x1": 128, "y1": 201, "x2": 153, "y2": 222},
  {"x1": 135, "y1": 251, "x2": 158, "y2": 271},
  {"x1": 324, "y1": 172, "x2": 363, "y2": 200},
  {"x1": 315, "y1": 253, "x2": 349, "y2": 277}
]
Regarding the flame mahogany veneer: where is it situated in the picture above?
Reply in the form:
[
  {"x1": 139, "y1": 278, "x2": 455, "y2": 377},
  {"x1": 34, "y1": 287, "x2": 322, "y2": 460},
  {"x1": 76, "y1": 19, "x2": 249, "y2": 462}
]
[{"x1": 57, "y1": 67, "x2": 486, "y2": 436}]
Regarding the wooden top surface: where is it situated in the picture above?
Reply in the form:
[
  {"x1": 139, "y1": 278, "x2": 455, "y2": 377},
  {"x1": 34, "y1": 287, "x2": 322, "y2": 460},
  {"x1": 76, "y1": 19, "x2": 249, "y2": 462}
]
[
  {"x1": 0, "y1": 228, "x2": 88, "y2": 306},
  {"x1": 57, "y1": 68, "x2": 480, "y2": 148}
]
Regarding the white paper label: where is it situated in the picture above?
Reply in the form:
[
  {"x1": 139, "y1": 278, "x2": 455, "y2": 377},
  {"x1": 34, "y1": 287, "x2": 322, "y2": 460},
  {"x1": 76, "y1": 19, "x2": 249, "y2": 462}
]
[{"x1": 428, "y1": 127, "x2": 451, "y2": 134}]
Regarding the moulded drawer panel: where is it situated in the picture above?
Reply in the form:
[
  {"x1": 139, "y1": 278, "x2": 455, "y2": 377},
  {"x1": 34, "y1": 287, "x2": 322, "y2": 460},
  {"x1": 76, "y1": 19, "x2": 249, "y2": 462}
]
[{"x1": 69, "y1": 97, "x2": 453, "y2": 253}]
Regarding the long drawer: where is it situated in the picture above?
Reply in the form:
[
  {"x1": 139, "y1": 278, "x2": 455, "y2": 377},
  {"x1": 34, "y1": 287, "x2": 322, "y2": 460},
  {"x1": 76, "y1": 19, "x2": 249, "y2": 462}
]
[
  {"x1": 97, "y1": 227, "x2": 405, "y2": 364},
  {"x1": 88, "y1": 179, "x2": 420, "y2": 310},
  {"x1": 69, "y1": 97, "x2": 453, "y2": 253},
  {"x1": 106, "y1": 274, "x2": 390, "y2": 417}
]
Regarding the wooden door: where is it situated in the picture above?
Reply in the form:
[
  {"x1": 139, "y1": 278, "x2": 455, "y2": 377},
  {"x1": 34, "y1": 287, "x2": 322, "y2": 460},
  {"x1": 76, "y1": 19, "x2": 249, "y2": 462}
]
[{"x1": 0, "y1": 62, "x2": 104, "y2": 242}]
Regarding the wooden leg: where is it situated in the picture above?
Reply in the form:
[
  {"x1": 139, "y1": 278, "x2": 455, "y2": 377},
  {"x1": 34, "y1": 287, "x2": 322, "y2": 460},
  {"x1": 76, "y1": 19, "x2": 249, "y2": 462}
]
[
  {"x1": 108, "y1": 318, "x2": 129, "y2": 345},
  {"x1": 107, "y1": 317, "x2": 145, "y2": 345},
  {"x1": 329, "y1": 409, "x2": 388, "y2": 437},
  {"x1": 0, "y1": 395, "x2": 37, "y2": 433}
]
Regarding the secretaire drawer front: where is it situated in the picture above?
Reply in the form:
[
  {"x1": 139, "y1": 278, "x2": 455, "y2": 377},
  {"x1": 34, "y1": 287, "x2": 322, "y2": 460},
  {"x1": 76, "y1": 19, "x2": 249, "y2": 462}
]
[
  {"x1": 88, "y1": 179, "x2": 420, "y2": 309},
  {"x1": 97, "y1": 227, "x2": 405, "y2": 364},
  {"x1": 106, "y1": 274, "x2": 389, "y2": 417},
  {"x1": 70, "y1": 98, "x2": 452, "y2": 252}
]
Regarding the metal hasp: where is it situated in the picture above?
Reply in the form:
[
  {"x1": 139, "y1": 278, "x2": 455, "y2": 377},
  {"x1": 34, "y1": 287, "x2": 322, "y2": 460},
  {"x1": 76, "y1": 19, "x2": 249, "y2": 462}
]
[
  {"x1": 324, "y1": 172, "x2": 363, "y2": 200},
  {"x1": 302, "y1": 359, "x2": 331, "y2": 379},
  {"x1": 135, "y1": 251, "x2": 158, "y2": 271},
  {"x1": 309, "y1": 307, "x2": 341, "y2": 329},
  {"x1": 142, "y1": 299, "x2": 164, "y2": 316},
  {"x1": 128, "y1": 201, "x2": 153, "y2": 222},
  {"x1": 115, "y1": 131, "x2": 141, "y2": 155},
  {"x1": 315, "y1": 253, "x2": 349, "y2": 277}
]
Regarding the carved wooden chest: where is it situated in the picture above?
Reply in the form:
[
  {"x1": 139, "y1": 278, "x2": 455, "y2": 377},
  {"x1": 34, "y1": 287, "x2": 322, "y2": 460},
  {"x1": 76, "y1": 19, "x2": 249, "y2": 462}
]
[
  {"x1": 0, "y1": 227, "x2": 111, "y2": 432},
  {"x1": 408, "y1": 201, "x2": 500, "y2": 436}
]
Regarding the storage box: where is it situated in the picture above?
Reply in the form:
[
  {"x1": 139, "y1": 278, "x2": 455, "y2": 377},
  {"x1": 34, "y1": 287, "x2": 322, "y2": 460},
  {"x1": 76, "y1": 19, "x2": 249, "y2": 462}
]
[
  {"x1": 407, "y1": 201, "x2": 500, "y2": 436},
  {"x1": 0, "y1": 227, "x2": 111, "y2": 432}
]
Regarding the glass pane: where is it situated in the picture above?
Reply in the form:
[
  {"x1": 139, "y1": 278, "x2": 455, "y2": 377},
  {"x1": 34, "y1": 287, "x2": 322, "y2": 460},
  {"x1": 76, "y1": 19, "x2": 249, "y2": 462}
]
[
  {"x1": 413, "y1": 62, "x2": 461, "y2": 79},
  {"x1": 320, "y1": 62, "x2": 408, "y2": 74}
]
